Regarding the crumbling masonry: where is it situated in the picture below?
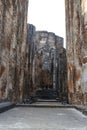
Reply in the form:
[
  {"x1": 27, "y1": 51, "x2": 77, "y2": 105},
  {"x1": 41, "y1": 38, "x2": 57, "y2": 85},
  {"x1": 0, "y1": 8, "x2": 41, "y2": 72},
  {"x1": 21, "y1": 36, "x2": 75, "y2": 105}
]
[
  {"x1": 0, "y1": 0, "x2": 87, "y2": 104},
  {"x1": 24, "y1": 26, "x2": 67, "y2": 100}
]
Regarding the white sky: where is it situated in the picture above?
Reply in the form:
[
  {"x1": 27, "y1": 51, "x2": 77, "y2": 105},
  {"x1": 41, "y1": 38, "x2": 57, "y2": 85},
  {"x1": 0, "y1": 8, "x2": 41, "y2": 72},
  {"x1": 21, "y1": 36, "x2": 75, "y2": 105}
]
[{"x1": 27, "y1": 0, "x2": 66, "y2": 47}]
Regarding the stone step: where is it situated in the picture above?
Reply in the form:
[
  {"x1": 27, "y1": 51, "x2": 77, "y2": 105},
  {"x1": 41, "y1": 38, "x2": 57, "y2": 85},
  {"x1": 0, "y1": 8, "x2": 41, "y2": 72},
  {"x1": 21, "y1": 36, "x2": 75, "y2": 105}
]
[
  {"x1": 0, "y1": 102, "x2": 16, "y2": 113},
  {"x1": 17, "y1": 102, "x2": 73, "y2": 108},
  {"x1": 35, "y1": 89, "x2": 57, "y2": 99},
  {"x1": 37, "y1": 99, "x2": 58, "y2": 102}
]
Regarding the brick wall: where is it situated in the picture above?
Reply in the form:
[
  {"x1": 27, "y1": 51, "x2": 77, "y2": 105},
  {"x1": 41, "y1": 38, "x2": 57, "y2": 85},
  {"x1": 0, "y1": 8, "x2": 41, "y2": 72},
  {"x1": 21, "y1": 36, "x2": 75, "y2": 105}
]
[
  {"x1": 65, "y1": 0, "x2": 87, "y2": 104},
  {"x1": 0, "y1": 0, "x2": 28, "y2": 102}
]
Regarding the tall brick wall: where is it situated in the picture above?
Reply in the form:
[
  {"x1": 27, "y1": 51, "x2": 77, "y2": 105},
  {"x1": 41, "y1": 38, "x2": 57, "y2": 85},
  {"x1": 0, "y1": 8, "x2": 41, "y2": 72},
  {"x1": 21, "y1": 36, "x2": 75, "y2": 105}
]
[
  {"x1": 24, "y1": 29, "x2": 67, "y2": 99},
  {"x1": 24, "y1": 24, "x2": 36, "y2": 98},
  {"x1": 65, "y1": 0, "x2": 87, "y2": 104},
  {"x1": 0, "y1": 0, "x2": 28, "y2": 102}
]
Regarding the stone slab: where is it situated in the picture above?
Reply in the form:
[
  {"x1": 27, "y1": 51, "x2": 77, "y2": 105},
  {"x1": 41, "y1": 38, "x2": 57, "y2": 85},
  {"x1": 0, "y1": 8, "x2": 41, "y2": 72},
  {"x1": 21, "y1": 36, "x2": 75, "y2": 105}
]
[
  {"x1": 17, "y1": 102, "x2": 87, "y2": 116},
  {"x1": 0, "y1": 107, "x2": 87, "y2": 129}
]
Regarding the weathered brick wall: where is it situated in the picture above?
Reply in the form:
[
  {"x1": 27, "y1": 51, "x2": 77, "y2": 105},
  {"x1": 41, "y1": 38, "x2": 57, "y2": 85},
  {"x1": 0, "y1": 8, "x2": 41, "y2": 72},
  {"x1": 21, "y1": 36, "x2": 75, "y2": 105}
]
[
  {"x1": 24, "y1": 24, "x2": 36, "y2": 98},
  {"x1": 65, "y1": 0, "x2": 87, "y2": 104},
  {"x1": 34, "y1": 31, "x2": 67, "y2": 98},
  {"x1": 58, "y1": 48, "x2": 67, "y2": 98},
  {"x1": 0, "y1": 0, "x2": 28, "y2": 102},
  {"x1": 25, "y1": 29, "x2": 67, "y2": 99}
]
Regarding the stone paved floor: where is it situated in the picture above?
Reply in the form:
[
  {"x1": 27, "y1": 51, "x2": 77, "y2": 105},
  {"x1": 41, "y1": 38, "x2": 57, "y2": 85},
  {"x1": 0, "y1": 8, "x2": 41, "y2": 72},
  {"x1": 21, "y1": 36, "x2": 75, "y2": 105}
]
[{"x1": 0, "y1": 107, "x2": 87, "y2": 130}]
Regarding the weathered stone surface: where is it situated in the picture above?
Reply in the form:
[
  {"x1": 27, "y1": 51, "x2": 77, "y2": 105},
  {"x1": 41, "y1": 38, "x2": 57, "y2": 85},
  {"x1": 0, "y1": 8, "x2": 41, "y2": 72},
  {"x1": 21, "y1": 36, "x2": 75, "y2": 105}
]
[
  {"x1": 0, "y1": 0, "x2": 28, "y2": 102},
  {"x1": 0, "y1": 108, "x2": 87, "y2": 129},
  {"x1": 65, "y1": 0, "x2": 87, "y2": 104}
]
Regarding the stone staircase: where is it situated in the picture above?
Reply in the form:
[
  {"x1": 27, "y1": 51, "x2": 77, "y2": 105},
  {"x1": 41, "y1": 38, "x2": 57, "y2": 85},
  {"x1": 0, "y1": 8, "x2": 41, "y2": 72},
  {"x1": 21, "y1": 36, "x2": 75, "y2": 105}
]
[{"x1": 35, "y1": 88, "x2": 58, "y2": 99}]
